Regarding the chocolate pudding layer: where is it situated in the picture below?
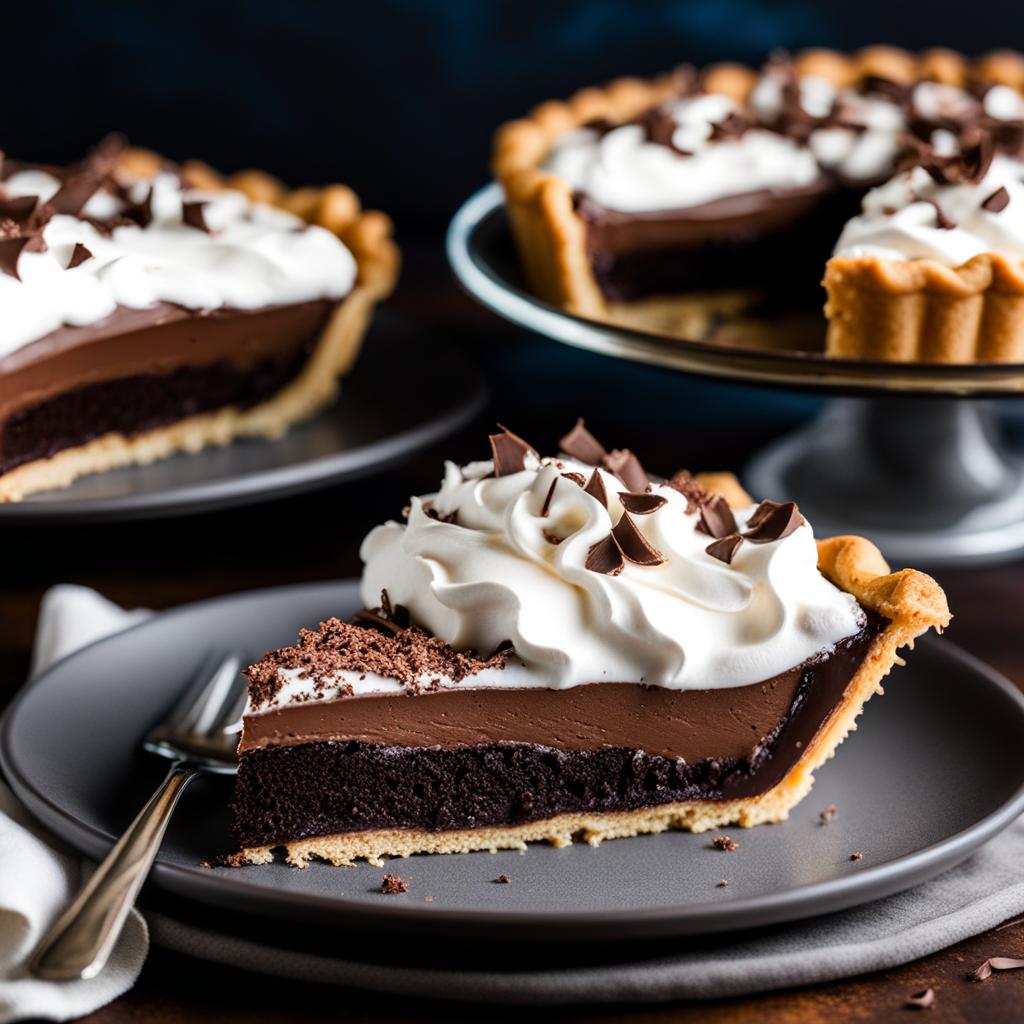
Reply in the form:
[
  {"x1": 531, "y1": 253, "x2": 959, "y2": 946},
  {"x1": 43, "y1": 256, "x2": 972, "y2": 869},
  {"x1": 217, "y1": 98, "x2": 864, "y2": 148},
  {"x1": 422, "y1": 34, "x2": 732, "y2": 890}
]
[
  {"x1": 0, "y1": 299, "x2": 334, "y2": 473},
  {"x1": 232, "y1": 613, "x2": 883, "y2": 849},
  {"x1": 577, "y1": 188, "x2": 862, "y2": 302}
]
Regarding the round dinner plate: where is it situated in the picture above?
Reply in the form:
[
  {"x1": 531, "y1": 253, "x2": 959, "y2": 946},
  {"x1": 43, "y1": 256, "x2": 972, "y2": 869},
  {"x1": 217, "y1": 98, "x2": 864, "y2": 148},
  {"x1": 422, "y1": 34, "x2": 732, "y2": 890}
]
[
  {"x1": 447, "y1": 183, "x2": 1024, "y2": 397},
  {"x1": 4, "y1": 580, "x2": 1024, "y2": 942},
  {"x1": 0, "y1": 312, "x2": 486, "y2": 524}
]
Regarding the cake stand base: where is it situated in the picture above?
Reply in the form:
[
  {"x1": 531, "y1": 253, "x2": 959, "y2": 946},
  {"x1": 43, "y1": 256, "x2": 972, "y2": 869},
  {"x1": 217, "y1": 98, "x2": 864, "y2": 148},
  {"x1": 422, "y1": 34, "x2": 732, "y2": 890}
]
[{"x1": 745, "y1": 398, "x2": 1024, "y2": 567}]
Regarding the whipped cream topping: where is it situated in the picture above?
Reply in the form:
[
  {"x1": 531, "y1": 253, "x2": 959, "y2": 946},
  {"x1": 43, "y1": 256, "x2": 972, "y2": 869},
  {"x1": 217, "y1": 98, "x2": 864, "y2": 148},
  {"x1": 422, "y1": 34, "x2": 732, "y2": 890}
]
[
  {"x1": 545, "y1": 109, "x2": 823, "y2": 214},
  {"x1": 833, "y1": 155, "x2": 1024, "y2": 263},
  {"x1": 343, "y1": 444, "x2": 864, "y2": 699},
  {"x1": 543, "y1": 58, "x2": 1024, "y2": 218},
  {"x1": 0, "y1": 168, "x2": 357, "y2": 359}
]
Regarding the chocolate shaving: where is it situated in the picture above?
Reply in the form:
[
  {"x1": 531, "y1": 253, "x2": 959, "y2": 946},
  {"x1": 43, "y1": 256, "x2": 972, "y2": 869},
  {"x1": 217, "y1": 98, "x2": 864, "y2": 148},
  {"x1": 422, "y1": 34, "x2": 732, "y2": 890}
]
[
  {"x1": 744, "y1": 500, "x2": 805, "y2": 543},
  {"x1": 0, "y1": 195, "x2": 37, "y2": 224},
  {"x1": 558, "y1": 418, "x2": 607, "y2": 465},
  {"x1": 0, "y1": 236, "x2": 29, "y2": 279},
  {"x1": 923, "y1": 135, "x2": 994, "y2": 186},
  {"x1": 982, "y1": 185, "x2": 1010, "y2": 213},
  {"x1": 611, "y1": 513, "x2": 664, "y2": 566},
  {"x1": 489, "y1": 425, "x2": 536, "y2": 477},
  {"x1": 425, "y1": 504, "x2": 458, "y2": 524},
  {"x1": 667, "y1": 470, "x2": 708, "y2": 513},
  {"x1": 539, "y1": 477, "x2": 558, "y2": 517},
  {"x1": 603, "y1": 448, "x2": 649, "y2": 492},
  {"x1": 122, "y1": 187, "x2": 153, "y2": 228},
  {"x1": 697, "y1": 494, "x2": 738, "y2": 539},
  {"x1": 904, "y1": 988, "x2": 935, "y2": 1010},
  {"x1": 585, "y1": 534, "x2": 624, "y2": 576},
  {"x1": 493, "y1": 874, "x2": 512, "y2": 884},
  {"x1": 860, "y1": 75, "x2": 910, "y2": 105},
  {"x1": 709, "y1": 111, "x2": 750, "y2": 143},
  {"x1": 642, "y1": 107, "x2": 689, "y2": 155},
  {"x1": 182, "y1": 200, "x2": 211, "y2": 232},
  {"x1": 618, "y1": 491, "x2": 666, "y2": 515},
  {"x1": 67, "y1": 243, "x2": 93, "y2": 269},
  {"x1": 706, "y1": 533, "x2": 743, "y2": 565},
  {"x1": 244, "y1": 611, "x2": 513, "y2": 706},
  {"x1": 47, "y1": 174, "x2": 102, "y2": 217},
  {"x1": 561, "y1": 471, "x2": 586, "y2": 487},
  {"x1": 380, "y1": 873, "x2": 409, "y2": 895},
  {"x1": 912, "y1": 192, "x2": 956, "y2": 229},
  {"x1": 584, "y1": 469, "x2": 608, "y2": 508}
]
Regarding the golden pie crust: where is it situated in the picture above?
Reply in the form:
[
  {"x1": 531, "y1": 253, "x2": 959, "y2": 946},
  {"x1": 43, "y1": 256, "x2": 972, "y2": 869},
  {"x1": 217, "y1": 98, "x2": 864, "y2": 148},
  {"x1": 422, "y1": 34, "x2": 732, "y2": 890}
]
[
  {"x1": 492, "y1": 47, "x2": 1024, "y2": 363},
  {"x1": 0, "y1": 147, "x2": 400, "y2": 502},
  {"x1": 239, "y1": 473, "x2": 950, "y2": 867}
]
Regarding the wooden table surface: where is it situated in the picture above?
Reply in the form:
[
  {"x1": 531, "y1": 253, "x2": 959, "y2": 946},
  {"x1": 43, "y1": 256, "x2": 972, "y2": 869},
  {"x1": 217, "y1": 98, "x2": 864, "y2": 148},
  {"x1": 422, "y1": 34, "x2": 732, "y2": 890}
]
[{"x1": 2, "y1": 247, "x2": 1023, "y2": 1022}]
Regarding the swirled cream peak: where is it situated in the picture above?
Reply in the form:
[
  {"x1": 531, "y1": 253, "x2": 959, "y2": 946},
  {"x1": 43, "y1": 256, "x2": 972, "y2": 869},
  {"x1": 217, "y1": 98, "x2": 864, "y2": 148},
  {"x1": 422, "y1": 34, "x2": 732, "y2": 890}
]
[
  {"x1": 0, "y1": 164, "x2": 356, "y2": 359},
  {"x1": 833, "y1": 155, "x2": 1024, "y2": 264},
  {"x1": 358, "y1": 428, "x2": 864, "y2": 692}
]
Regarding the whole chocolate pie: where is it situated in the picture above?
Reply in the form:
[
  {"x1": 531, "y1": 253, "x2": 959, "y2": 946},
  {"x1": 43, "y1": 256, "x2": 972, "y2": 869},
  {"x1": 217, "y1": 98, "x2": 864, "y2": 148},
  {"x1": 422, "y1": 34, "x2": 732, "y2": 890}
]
[
  {"x1": 231, "y1": 421, "x2": 949, "y2": 867},
  {"x1": 493, "y1": 47, "x2": 1024, "y2": 362},
  {"x1": 0, "y1": 137, "x2": 398, "y2": 501}
]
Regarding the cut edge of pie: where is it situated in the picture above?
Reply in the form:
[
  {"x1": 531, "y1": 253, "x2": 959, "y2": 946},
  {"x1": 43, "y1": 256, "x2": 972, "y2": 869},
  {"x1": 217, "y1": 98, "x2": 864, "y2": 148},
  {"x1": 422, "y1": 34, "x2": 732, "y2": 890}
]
[
  {"x1": 492, "y1": 46, "x2": 1024, "y2": 362},
  {"x1": 236, "y1": 473, "x2": 950, "y2": 868},
  {"x1": 0, "y1": 147, "x2": 400, "y2": 502}
]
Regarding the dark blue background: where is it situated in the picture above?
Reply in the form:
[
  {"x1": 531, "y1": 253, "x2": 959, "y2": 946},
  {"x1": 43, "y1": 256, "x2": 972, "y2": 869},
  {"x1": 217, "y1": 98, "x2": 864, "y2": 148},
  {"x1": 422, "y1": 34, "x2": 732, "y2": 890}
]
[{"x1": 9, "y1": 0, "x2": 1013, "y2": 231}]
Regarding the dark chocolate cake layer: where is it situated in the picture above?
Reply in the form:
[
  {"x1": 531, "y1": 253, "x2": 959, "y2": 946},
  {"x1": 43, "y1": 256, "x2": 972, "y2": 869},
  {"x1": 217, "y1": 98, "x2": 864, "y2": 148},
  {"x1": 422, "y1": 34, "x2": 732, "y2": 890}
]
[
  {"x1": 0, "y1": 300, "x2": 334, "y2": 473},
  {"x1": 578, "y1": 189, "x2": 863, "y2": 302},
  {"x1": 232, "y1": 614, "x2": 884, "y2": 849}
]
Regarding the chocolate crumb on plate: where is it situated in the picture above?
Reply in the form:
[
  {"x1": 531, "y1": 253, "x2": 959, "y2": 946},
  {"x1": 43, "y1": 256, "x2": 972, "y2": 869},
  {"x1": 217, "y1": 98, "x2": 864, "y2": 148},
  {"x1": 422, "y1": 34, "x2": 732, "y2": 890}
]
[
  {"x1": 712, "y1": 835, "x2": 739, "y2": 852},
  {"x1": 380, "y1": 873, "x2": 409, "y2": 894},
  {"x1": 850, "y1": 851, "x2": 863, "y2": 861},
  {"x1": 717, "y1": 879, "x2": 729, "y2": 888},
  {"x1": 904, "y1": 987, "x2": 935, "y2": 1010},
  {"x1": 819, "y1": 804, "x2": 838, "y2": 825},
  {"x1": 969, "y1": 956, "x2": 1024, "y2": 981},
  {"x1": 494, "y1": 874, "x2": 512, "y2": 884}
]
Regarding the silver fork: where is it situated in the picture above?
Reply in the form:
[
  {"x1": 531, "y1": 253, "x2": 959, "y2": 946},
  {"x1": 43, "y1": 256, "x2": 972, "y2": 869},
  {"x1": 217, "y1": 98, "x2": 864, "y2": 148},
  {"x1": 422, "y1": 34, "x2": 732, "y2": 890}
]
[{"x1": 30, "y1": 653, "x2": 247, "y2": 981}]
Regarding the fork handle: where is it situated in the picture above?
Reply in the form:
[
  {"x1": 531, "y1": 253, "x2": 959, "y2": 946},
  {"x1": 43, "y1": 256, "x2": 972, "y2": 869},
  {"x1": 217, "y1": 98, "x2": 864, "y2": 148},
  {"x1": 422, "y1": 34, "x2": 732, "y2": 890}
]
[{"x1": 30, "y1": 763, "x2": 200, "y2": 980}]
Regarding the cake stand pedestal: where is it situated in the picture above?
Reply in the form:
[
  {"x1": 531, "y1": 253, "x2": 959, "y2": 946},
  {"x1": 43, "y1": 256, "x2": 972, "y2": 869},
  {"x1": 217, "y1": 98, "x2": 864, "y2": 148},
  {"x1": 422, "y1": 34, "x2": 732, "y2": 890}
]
[
  {"x1": 745, "y1": 398, "x2": 1024, "y2": 565},
  {"x1": 448, "y1": 183, "x2": 1024, "y2": 568}
]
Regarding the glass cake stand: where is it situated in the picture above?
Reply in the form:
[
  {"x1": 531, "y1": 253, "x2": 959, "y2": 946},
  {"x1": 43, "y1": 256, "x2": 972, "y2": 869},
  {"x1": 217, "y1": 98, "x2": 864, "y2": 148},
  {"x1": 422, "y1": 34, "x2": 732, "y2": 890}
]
[{"x1": 448, "y1": 184, "x2": 1024, "y2": 567}]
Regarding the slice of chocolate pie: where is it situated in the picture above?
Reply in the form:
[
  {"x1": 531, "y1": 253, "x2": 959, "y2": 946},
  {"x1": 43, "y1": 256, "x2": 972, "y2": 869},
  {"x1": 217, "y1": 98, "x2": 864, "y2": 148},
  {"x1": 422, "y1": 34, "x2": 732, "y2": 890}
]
[
  {"x1": 0, "y1": 137, "x2": 398, "y2": 500},
  {"x1": 232, "y1": 422, "x2": 949, "y2": 867}
]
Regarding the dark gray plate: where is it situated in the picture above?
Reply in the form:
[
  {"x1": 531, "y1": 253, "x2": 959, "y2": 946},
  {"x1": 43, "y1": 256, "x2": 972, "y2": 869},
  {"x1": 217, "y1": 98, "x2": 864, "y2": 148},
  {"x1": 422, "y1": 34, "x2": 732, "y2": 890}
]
[
  {"x1": 4, "y1": 580, "x2": 1024, "y2": 942},
  {"x1": 0, "y1": 313, "x2": 486, "y2": 524},
  {"x1": 447, "y1": 184, "x2": 1024, "y2": 396}
]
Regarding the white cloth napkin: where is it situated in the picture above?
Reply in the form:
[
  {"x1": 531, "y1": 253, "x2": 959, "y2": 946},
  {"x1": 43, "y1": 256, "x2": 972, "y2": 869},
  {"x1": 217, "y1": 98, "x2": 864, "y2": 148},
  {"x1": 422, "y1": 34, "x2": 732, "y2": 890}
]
[{"x1": 1, "y1": 585, "x2": 150, "y2": 1024}]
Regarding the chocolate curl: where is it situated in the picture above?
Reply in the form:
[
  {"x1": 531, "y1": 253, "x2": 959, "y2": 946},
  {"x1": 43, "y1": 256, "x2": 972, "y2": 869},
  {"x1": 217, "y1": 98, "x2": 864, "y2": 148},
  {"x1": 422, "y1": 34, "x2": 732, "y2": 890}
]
[{"x1": 558, "y1": 418, "x2": 607, "y2": 464}]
